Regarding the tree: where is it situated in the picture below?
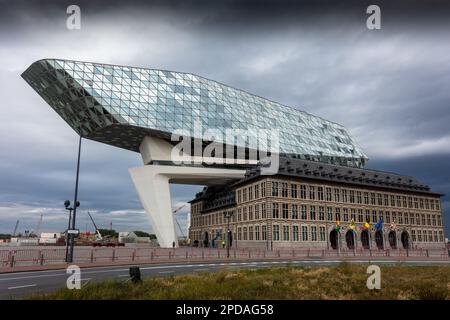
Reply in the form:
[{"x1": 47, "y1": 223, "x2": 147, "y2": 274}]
[{"x1": 132, "y1": 231, "x2": 157, "y2": 239}]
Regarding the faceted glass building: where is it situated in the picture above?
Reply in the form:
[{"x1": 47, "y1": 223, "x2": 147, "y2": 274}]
[{"x1": 22, "y1": 59, "x2": 368, "y2": 167}]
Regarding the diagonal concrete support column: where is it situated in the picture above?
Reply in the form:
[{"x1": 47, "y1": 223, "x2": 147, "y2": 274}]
[{"x1": 129, "y1": 164, "x2": 246, "y2": 248}]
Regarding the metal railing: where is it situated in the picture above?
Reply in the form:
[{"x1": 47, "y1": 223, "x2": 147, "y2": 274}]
[{"x1": 0, "y1": 247, "x2": 448, "y2": 269}]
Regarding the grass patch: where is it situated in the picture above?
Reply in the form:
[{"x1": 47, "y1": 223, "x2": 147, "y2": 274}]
[{"x1": 28, "y1": 264, "x2": 450, "y2": 300}]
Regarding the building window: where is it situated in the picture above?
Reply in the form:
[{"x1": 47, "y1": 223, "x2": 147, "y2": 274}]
[
  {"x1": 414, "y1": 197, "x2": 419, "y2": 209},
  {"x1": 357, "y1": 191, "x2": 362, "y2": 204},
  {"x1": 371, "y1": 193, "x2": 376, "y2": 205},
  {"x1": 262, "y1": 225, "x2": 267, "y2": 241},
  {"x1": 384, "y1": 194, "x2": 389, "y2": 206},
  {"x1": 311, "y1": 226, "x2": 317, "y2": 241},
  {"x1": 319, "y1": 226, "x2": 326, "y2": 241},
  {"x1": 318, "y1": 187, "x2": 324, "y2": 201},
  {"x1": 378, "y1": 194, "x2": 383, "y2": 206},
  {"x1": 301, "y1": 205, "x2": 307, "y2": 220},
  {"x1": 397, "y1": 212, "x2": 403, "y2": 224},
  {"x1": 364, "y1": 192, "x2": 369, "y2": 205},
  {"x1": 358, "y1": 209, "x2": 363, "y2": 222},
  {"x1": 342, "y1": 190, "x2": 348, "y2": 203},
  {"x1": 283, "y1": 225, "x2": 289, "y2": 241},
  {"x1": 238, "y1": 227, "x2": 242, "y2": 241},
  {"x1": 372, "y1": 210, "x2": 377, "y2": 223},
  {"x1": 254, "y1": 184, "x2": 259, "y2": 199},
  {"x1": 417, "y1": 230, "x2": 422, "y2": 242},
  {"x1": 262, "y1": 203, "x2": 266, "y2": 219},
  {"x1": 390, "y1": 195, "x2": 395, "y2": 207},
  {"x1": 293, "y1": 225, "x2": 299, "y2": 241},
  {"x1": 410, "y1": 213, "x2": 415, "y2": 225},
  {"x1": 334, "y1": 188, "x2": 340, "y2": 202},
  {"x1": 249, "y1": 226, "x2": 253, "y2": 240},
  {"x1": 327, "y1": 207, "x2": 333, "y2": 221},
  {"x1": 412, "y1": 230, "x2": 416, "y2": 242},
  {"x1": 427, "y1": 214, "x2": 431, "y2": 226},
  {"x1": 404, "y1": 212, "x2": 409, "y2": 225},
  {"x1": 261, "y1": 182, "x2": 266, "y2": 197},
  {"x1": 272, "y1": 203, "x2": 279, "y2": 219},
  {"x1": 310, "y1": 206, "x2": 316, "y2": 220},
  {"x1": 301, "y1": 225, "x2": 308, "y2": 241},
  {"x1": 243, "y1": 188, "x2": 247, "y2": 202},
  {"x1": 439, "y1": 231, "x2": 443, "y2": 242},
  {"x1": 416, "y1": 213, "x2": 420, "y2": 225},
  {"x1": 273, "y1": 225, "x2": 280, "y2": 241},
  {"x1": 343, "y1": 208, "x2": 349, "y2": 222},
  {"x1": 300, "y1": 185, "x2": 306, "y2": 199},
  {"x1": 248, "y1": 206, "x2": 253, "y2": 220},
  {"x1": 421, "y1": 214, "x2": 426, "y2": 226},
  {"x1": 349, "y1": 190, "x2": 355, "y2": 203},
  {"x1": 350, "y1": 208, "x2": 356, "y2": 221},
  {"x1": 255, "y1": 226, "x2": 260, "y2": 240},
  {"x1": 281, "y1": 182, "x2": 288, "y2": 197},
  {"x1": 434, "y1": 230, "x2": 438, "y2": 242},
  {"x1": 326, "y1": 188, "x2": 332, "y2": 201},
  {"x1": 255, "y1": 204, "x2": 260, "y2": 220},
  {"x1": 292, "y1": 204, "x2": 299, "y2": 219},
  {"x1": 309, "y1": 186, "x2": 315, "y2": 200},
  {"x1": 335, "y1": 208, "x2": 341, "y2": 221},
  {"x1": 291, "y1": 184, "x2": 297, "y2": 198},
  {"x1": 243, "y1": 227, "x2": 247, "y2": 240},
  {"x1": 319, "y1": 206, "x2": 325, "y2": 221},
  {"x1": 248, "y1": 187, "x2": 253, "y2": 201},
  {"x1": 282, "y1": 203, "x2": 289, "y2": 219},
  {"x1": 271, "y1": 182, "x2": 278, "y2": 197}
]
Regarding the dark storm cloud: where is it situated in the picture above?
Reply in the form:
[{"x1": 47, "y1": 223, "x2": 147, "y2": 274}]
[{"x1": 0, "y1": 0, "x2": 449, "y2": 236}]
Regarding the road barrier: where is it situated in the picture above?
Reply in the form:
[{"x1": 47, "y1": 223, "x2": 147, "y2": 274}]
[{"x1": 0, "y1": 247, "x2": 448, "y2": 269}]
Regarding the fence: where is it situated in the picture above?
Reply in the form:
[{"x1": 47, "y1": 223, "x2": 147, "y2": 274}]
[{"x1": 0, "y1": 247, "x2": 448, "y2": 269}]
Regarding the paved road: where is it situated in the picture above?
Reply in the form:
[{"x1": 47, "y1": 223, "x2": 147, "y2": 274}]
[{"x1": 1, "y1": 259, "x2": 449, "y2": 299}]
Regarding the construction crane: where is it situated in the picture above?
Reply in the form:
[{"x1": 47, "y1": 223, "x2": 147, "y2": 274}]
[
  {"x1": 12, "y1": 220, "x2": 19, "y2": 237},
  {"x1": 173, "y1": 203, "x2": 188, "y2": 238},
  {"x1": 87, "y1": 211, "x2": 103, "y2": 240}
]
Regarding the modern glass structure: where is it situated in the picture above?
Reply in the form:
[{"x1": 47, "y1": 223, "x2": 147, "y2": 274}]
[{"x1": 22, "y1": 59, "x2": 368, "y2": 168}]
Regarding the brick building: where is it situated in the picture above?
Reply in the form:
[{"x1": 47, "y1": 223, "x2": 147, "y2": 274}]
[{"x1": 189, "y1": 158, "x2": 445, "y2": 250}]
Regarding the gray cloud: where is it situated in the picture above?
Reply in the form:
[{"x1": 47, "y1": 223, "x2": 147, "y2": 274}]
[{"x1": 0, "y1": 1, "x2": 449, "y2": 236}]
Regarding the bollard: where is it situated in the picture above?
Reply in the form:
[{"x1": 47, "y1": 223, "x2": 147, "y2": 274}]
[
  {"x1": 129, "y1": 266, "x2": 141, "y2": 283},
  {"x1": 112, "y1": 250, "x2": 116, "y2": 262},
  {"x1": 40, "y1": 252, "x2": 44, "y2": 266},
  {"x1": 90, "y1": 249, "x2": 94, "y2": 263},
  {"x1": 426, "y1": 249, "x2": 429, "y2": 257}
]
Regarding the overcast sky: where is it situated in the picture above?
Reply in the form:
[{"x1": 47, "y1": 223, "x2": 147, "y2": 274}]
[{"x1": 0, "y1": 0, "x2": 449, "y2": 237}]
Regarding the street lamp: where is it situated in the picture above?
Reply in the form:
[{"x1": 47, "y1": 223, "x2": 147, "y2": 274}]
[
  {"x1": 223, "y1": 211, "x2": 234, "y2": 258},
  {"x1": 64, "y1": 199, "x2": 80, "y2": 263}
]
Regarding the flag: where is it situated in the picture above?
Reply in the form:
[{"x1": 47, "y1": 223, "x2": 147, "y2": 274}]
[
  {"x1": 349, "y1": 218, "x2": 356, "y2": 230},
  {"x1": 361, "y1": 222, "x2": 370, "y2": 230},
  {"x1": 335, "y1": 220, "x2": 341, "y2": 232},
  {"x1": 374, "y1": 219, "x2": 383, "y2": 231}
]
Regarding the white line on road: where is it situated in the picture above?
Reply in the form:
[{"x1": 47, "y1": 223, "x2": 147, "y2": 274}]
[
  {"x1": 194, "y1": 268, "x2": 209, "y2": 271},
  {"x1": 8, "y1": 284, "x2": 37, "y2": 290},
  {"x1": 117, "y1": 274, "x2": 129, "y2": 278},
  {"x1": 158, "y1": 271, "x2": 174, "y2": 274}
]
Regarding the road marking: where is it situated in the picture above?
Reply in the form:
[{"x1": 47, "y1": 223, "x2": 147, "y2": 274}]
[
  {"x1": 8, "y1": 284, "x2": 37, "y2": 290},
  {"x1": 158, "y1": 271, "x2": 174, "y2": 274},
  {"x1": 117, "y1": 274, "x2": 129, "y2": 278}
]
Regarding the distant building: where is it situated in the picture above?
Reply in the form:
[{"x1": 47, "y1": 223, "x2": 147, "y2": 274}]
[
  {"x1": 10, "y1": 237, "x2": 39, "y2": 246},
  {"x1": 39, "y1": 232, "x2": 63, "y2": 245}
]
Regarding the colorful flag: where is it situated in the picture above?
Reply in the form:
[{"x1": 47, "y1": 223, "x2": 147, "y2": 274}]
[
  {"x1": 335, "y1": 220, "x2": 341, "y2": 232},
  {"x1": 375, "y1": 219, "x2": 383, "y2": 231},
  {"x1": 361, "y1": 222, "x2": 370, "y2": 230},
  {"x1": 349, "y1": 218, "x2": 356, "y2": 230}
]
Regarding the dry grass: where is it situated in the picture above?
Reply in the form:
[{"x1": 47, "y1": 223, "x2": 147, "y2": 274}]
[{"x1": 28, "y1": 263, "x2": 450, "y2": 300}]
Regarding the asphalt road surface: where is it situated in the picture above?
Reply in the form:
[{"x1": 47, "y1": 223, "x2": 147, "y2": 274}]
[{"x1": 1, "y1": 259, "x2": 449, "y2": 299}]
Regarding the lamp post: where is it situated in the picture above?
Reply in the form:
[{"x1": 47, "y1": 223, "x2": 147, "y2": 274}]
[
  {"x1": 66, "y1": 135, "x2": 83, "y2": 263},
  {"x1": 64, "y1": 199, "x2": 80, "y2": 262},
  {"x1": 223, "y1": 211, "x2": 234, "y2": 258}
]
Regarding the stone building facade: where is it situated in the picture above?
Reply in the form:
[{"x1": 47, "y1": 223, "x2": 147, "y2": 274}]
[{"x1": 189, "y1": 158, "x2": 446, "y2": 250}]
